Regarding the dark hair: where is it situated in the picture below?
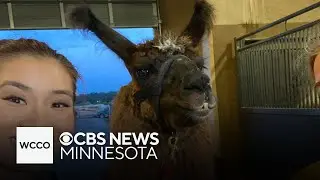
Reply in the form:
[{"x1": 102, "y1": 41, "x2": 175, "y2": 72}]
[{"x1": 0, "y1": 38, "x2": 80, "y2": 101}]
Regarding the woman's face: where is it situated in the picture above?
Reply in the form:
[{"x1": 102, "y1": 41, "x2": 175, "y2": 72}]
[
  {"x1": 313, "y1": 53, "x2": 320, "y2": 87},
  {"x1": 0, "y1": 55, "x2": 75, "y2": 167}
]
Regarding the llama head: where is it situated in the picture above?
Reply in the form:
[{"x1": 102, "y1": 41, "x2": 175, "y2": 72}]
[{"x1": 69, "y1": 0, "x2": 215, "y2": 130}]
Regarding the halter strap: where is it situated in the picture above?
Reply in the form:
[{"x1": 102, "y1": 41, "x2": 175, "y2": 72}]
[{"x1": 134, "y1": 55, "x2": 185, "y2": 133}]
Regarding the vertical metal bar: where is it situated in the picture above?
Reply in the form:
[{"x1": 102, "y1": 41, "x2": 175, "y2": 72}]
[
  {"x1": 239, "y1": 51, "x2": 244, "y2": 107},
  {"x1": 7, "y1": 2, "x2": 14, "y2": 28},
  {"x1": 288, "y1": 34, "x2": 293, "y2": 108},
  {"x1": 59, "y1": 2, "x2": 66, "y2": 28},
  {"x1": 245, "y1": 49, "x2": 253, "y2": 107},
  {"x1": 277, "y1": 38, "x2": 283, "y2": 107},
  {"x1": 246, "y1": 49, "x2": 251, "y2": 107},
  {"x1": 311, "y1": 25, "x2": 317, "y2": 108},
  {"x1": 283, "y1": 33, "x2": 291, "y2": 108},
  {"x1": 273, "y1": 39, "x2": 281, "y2": 108},
  {"x1": 241, "y1": 49, "x2": 246, "y2": 107},
  {"x1": 257, "y1": 45, "x2": 262, "y2": 107},
  {"x1": 297, "y1": 31, "x2": 302, "y2": 108},
  {"x1": 293, "y1": 32, "x2": 298, "y2": 107},
  {"x1": 108, "y1": 2, "x2": 115, "y2": 27},
  {"x1": 243, "y1": 50, "x2": 248, "y2": 107},
  {"x1": 253, "y1": 47, "x2": 258, "y2": 107},
  {"x1": 280, "y1": 38, "x2": 285, "y2": 107},
  {"x1": 305, "y1": 28, "x2": 312, "y2": 108},
  {"x1": 250, "y1": 47, "x2": 255, "y2": 107},
  {"x1": 271, "y1": 41, "x2": 276, "y2": 107},
  {"x1": 293, "y1": 32, "x2": 299, "y2": 108},
  {"x1": 309, "y1": 23, "x2": 316, "y2": 108},
  {"x1": 302, "y1": 29, "x2": 307, "y2": 108},
  {"x1": 152, "y1": 2, "x2": 160, "y2": 33},
  {"x1": 271, "y1": 40, "x2": 276, "y2": 107},
  {"x1": 256, "y1": 47, "x2": 261, "y2": 107},
  {"x1": 254, "y1": 47, "x2": 259, "y2": 107},
  {"x1": 248, "y1": 48, "x2": 254, "y2": 107},
  {"x1": 244, "y1": 42, "x2": 249, "y2": 107},
  {"x1": 261, "y1": 44, "x2": 267, "y2": 107},
  {"x1": 152, "y1": 3, "x2": 157, "y2": 19},
  {"x1": 277, "y1": 39, "x2": 282, "y2": 107},
  {"x1": 264, "y1": 43, "x2": 270, "y2": 107},
  {"x1": 257, "y1": 47, "x2": 262, "y2": 107},
  {"x1": 246, "y1": 50, "x2": 250, "y2": 107},
  {"x1": 155, "y1": 0, "x2": 162, "y2": 36},
  {"x1": 291, "y1": 33, "x2": 296, "y2": 108},
  {"x1": 239, "y1": 50, "x2": 244, "y2": 107},
  {"x1": 300, "y1": 29, "x2": 306, "y2": 108},
  {"x1": 297, "y1": 30, "x2": 304, "y2": 108},
  {"x1": 242, "y1": 52, "x2": 247, "y2": 107},
  {"x1": 235, "y1": 38, "x2": 242, "y2": 108},
  {"x1": 287, "y1": 33, "x2": 293, "y2": 108},
  {"x1": 281, "y1": 37, "x2": 287, "y2": 107},
  {"x1": 281, "y1": 36, "x2": 286, "y2": 107},
  {"x1": 270, "y1": 41, "x2": 275, "y2": 107}
]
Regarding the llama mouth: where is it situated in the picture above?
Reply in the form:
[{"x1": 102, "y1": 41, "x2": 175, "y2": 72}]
[
  {"x1": 202, "y1": 102, "x2": 214, "y2": 109},
  {"x1": 195, "y1": 103, "x2": 214, "y2": 116},
  {"x1": 192, "y1": 102, "x2": 215, "y2": 111},
  {"x1": 179, "y1": 102, "x2": 213, "y2": 118}
]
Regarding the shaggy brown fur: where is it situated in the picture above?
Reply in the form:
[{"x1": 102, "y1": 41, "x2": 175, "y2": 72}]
[
  {"x1": 69, "y1": 0, "x2": 216, "y2": 179},
  {"x1": 109, "y1": 83, "x2": 215, "y2": 180}
]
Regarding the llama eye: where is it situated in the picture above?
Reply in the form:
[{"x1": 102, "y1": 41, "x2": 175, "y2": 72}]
[{"x1": 136, "y1": 69, "x2": 150, "y2": 78}]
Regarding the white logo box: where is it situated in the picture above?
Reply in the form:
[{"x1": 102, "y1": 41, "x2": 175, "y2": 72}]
[{"x1": 16, "y1": 127, "x2": 54, "y2": 164}]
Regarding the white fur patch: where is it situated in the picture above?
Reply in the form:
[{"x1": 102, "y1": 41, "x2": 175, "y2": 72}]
[
  {"x1": 154, "y1": 39, "x2": 185, "y2": 54},
  {"x1": 153, "y1": 33, "x2": 188, "y2": 55}
]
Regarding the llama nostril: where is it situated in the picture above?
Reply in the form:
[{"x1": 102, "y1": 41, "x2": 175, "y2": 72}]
[
  {"x1": 184, "y1": 80, "x2": 205, "y2": 92},
  {"x1": 183, "y1": 72, "x2": 210, "y2": 92}
]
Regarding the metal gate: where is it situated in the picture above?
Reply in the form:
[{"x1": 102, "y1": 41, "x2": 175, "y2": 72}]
[
  {"x1": 236, "y1": 3, "x2": 320, "y2": 109},
  {"x1": 235, "y1": 2, "x2": 320, "y2": 179}
]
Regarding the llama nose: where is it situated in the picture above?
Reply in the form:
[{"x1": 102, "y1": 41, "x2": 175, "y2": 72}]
[{"x1": 184, "y1": 72, "x2": 210, "y2": 92}]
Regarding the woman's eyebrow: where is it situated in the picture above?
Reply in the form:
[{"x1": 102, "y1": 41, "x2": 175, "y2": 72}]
[
  {"x1": 0, "y1": 80, "x2": 31, "y2": 91},
  {"x1": 51, "y1": 90, "x2": 73, "y2": 98}
]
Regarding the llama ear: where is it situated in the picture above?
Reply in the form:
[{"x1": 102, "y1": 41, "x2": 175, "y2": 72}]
[
  {"x1": 69, "y1": 5, "x2": 137, "y2": 65},
  {"x1": 180, "y1": 0, "x2": 214, "y2": 47}
]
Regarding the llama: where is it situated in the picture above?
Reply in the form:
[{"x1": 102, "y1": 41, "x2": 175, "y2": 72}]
[{"x1": 69, "y1": 1, "x2": 216, "y2": 179}]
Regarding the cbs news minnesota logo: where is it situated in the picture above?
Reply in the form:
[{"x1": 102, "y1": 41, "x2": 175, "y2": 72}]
[
  {"x1": 16, "y1": 127, "x2": 54, "y2": 164},
  {"x1": 16, "y1": 127, "x2": 159, "y2": 164}
]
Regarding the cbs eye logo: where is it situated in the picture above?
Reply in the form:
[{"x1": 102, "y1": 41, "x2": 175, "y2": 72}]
[{"x1": 59, "y1": 132, "x2": 73, "y2": 146}]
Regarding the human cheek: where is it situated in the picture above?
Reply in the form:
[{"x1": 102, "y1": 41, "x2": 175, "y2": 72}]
[
  {"x1": 45, "y1": 109, "x2": 75, "y2": 146},
  {"x1": 0, "y1": 101, "x2": 29, "y2": 137},
  {"x1": 0, "y1": 102, "x2": 29, "y2": 166},
  {"x1": 45, "y1": 108, "x2": 74, "y2": 130}
]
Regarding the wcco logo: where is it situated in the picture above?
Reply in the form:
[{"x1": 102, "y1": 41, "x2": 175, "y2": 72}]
[
  {"x1": 16, "y1": 127, "x2": 54, "y2": 164},
  {"x1": 19, "y1": 141, "x2": 51, "y2": 149}
]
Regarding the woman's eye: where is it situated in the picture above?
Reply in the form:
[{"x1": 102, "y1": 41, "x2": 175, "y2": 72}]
[
  {"x1": 52, "y1": 103, "x2": 70, "y2": 108},
  {"x1": 2, "y1": 96, "x2": 27, "y2": 105}
]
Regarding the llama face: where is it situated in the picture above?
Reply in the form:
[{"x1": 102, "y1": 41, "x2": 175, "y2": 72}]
[
  {"x1": 157, "y1": 54, "x2": 214, "y2": 127},
  {"x1": 130, "y1": 35, "x2": 214, "y2": 128}
]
